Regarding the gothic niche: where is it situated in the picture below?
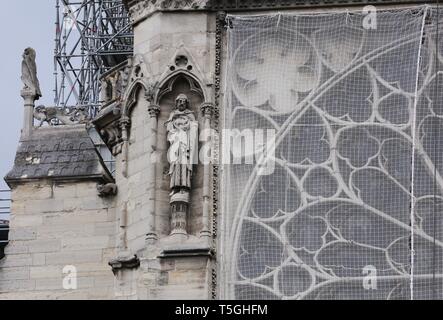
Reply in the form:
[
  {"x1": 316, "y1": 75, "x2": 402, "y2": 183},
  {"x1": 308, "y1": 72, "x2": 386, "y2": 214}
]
[{"x1": 157, "y1": 74, "x2": 205, "y2": 240}]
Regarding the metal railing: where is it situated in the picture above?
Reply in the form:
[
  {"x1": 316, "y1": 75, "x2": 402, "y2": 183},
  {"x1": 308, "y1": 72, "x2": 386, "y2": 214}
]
[{"x1": 0, "y1": 190, "x2": 10, "y2": 256}]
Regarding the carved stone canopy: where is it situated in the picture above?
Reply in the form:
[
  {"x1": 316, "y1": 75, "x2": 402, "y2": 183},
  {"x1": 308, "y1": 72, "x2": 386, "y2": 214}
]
[{"x1": 158, "y1": 74, "x2": 204, "y2": 105}]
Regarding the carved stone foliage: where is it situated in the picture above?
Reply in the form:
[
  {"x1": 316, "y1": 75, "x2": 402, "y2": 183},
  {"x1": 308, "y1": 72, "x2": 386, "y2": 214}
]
[
  {"x1": 33, "y1": 105, "x2": 90, "y2": 126},
  {"x1": 127, "y1": 0, "x2": 209, "y2": 23},
  {"x1": 200, "y1": 102, "x2": 213, "y2": 118},
  {"x1": 125, "y1": 0, "x2": 429, "y2": 15},
  {"x1": 147, "y1": 105, "x2": 160, "y2": 118}
]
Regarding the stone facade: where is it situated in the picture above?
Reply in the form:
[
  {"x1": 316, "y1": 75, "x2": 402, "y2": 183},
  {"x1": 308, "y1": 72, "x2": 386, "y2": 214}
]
[
  {"x1": 0, "y1": 181, "x2": 116, "y2": 299},
  {"x1": 1, "y1": 0, "x2": 434, "y2": 300},
  {"x1": 2, "y1": 1, "x2": 218, "y2": 299}
]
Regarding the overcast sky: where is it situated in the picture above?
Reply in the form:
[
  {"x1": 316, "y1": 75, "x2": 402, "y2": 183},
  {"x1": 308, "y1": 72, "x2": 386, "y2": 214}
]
[{"x1": 0, "y1": 1, "x2": 54, "y2": 190}]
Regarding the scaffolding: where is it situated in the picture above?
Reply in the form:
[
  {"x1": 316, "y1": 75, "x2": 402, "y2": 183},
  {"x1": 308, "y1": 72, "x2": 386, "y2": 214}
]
[{"x1": 54, "y1": 0, "x2": 133, "y2": 116}]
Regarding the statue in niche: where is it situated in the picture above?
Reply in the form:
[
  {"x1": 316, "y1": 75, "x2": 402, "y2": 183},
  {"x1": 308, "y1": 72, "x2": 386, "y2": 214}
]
[
  {"x1": 21, "y1": 47, "x2": 42, "y2": 99},
  {"x1": 166, "y1": 94, "x2": 199, "y2": 196},
  {"x1": 165, "y1": 94, "x2": 199, "y2": 236}
]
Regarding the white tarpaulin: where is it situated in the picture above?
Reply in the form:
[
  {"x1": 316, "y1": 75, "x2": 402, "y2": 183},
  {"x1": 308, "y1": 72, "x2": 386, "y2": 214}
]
[{"x1": 221, "y1": 6, "x2": 443, "y2": 300}]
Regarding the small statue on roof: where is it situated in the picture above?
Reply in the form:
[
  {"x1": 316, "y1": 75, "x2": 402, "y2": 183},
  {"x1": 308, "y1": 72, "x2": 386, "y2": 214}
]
[{"x1": 21, "y1": 47, "x2": 42, "y2": 100}]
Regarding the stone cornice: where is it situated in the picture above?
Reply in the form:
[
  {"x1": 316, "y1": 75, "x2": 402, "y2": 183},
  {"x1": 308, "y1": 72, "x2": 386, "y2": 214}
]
[
  {"x1": 124, "y1": 0, "x2": 210, "y2": 24},
  {"x1": 123, "y1": 0, "x2": 434, "y2": 24},
  {"x1": 208, "y1": 0, "x2": 432, "y2": 10}
]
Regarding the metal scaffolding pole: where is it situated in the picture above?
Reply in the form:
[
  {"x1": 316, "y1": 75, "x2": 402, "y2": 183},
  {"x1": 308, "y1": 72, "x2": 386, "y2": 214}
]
[{"x1": 54, "y1": 0, "x2": 133, "y2": 116}]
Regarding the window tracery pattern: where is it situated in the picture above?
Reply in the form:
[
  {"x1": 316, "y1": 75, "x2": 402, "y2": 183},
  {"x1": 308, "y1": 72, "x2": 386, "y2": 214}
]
[{"x1": 222, "y1": 8, "x2": 443, "y2": 300}]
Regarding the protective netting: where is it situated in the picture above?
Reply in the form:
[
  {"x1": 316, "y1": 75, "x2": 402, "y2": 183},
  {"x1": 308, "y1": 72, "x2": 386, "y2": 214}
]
[{"x1": 221, "y1": 6, "x2": 443, "y2": 300}]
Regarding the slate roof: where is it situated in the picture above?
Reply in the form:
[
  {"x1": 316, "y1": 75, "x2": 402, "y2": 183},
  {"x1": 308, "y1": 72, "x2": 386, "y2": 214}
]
[{"x1": 4, "y1": 125, "x2": 113, "y2": 187}]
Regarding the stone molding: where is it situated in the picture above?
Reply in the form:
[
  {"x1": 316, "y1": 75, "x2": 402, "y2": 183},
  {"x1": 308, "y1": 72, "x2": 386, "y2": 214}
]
[
  {"x1": 209, "y1": 11, "x2": 225, "y2": 300},
  {"x1": 125, "y1": 0, "x2": 210, "y2": 24},
  {"x1": 207, "y1": 0, "x2": 430, "y2": 10},
  {"x1": 123, "y1": 0, "x2": 431, "y2": 24},
  {"x1": 109, "y1": 255, "x2": 140, "y2": 275}
]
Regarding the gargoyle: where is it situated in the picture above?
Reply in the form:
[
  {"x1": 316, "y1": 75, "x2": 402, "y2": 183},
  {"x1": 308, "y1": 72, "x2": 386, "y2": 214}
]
[{"x1": 97, "y1": 183, "x2": 118, "y2": 197}]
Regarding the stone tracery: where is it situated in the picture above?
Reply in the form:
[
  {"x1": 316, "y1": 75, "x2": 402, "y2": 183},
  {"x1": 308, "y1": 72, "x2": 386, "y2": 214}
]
[{"x1": 224, "y1": 10, "x2": 443, "y2": 300}]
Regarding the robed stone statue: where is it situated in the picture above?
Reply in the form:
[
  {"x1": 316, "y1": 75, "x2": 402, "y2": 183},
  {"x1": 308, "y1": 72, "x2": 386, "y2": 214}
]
[
  {"x1": 21, "y1": 47, "x2": 42, "y2": 99},
  {"x1": 165, "y1": 94, "x2": 199, "y2": 199}
]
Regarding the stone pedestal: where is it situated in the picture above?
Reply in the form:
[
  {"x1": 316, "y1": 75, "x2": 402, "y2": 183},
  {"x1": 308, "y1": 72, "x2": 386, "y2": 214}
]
[
  {"x1": 139, "y1": 236, "x2": 213, "y2": 300},
  {"x1": 20, "y1": 89, "x2": 37, "y2": 139},
  {"x1": 170, "y1": 191, "x2": 190, "y2": 239}
]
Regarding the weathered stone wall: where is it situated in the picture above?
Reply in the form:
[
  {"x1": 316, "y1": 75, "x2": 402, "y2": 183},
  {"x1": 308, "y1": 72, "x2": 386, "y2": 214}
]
[
  {"x1": 134, "y1": 12, "x2": 215, "y2": 80},
  {"x1": 137, "y1": 256, "x2": 210, "y2": 300},
  {"x1": 0, "y1": 181, "x2": 116, "y2": 299},
  {"x1": 114, "y1": 89, "x2": 152, "y2": 253}
]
